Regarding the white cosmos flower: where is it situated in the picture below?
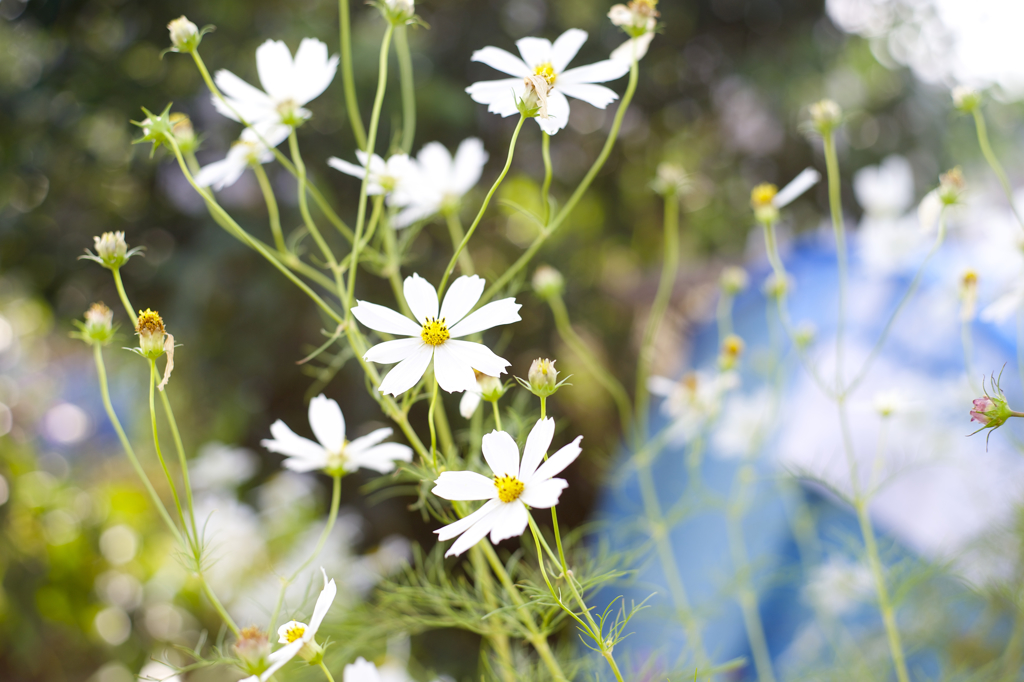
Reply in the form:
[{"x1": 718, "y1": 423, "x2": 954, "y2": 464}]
[
  {"x1": 772, "y1": 167, "x2": 821, "y2": 208},
  {"x1": 466, "y1": 28, "x2": 630, "y2": 135},
  {"x1": 344, "y1": 658, "x2": 383, "y2": 682},
  {"x1": 327, "y1": 151, "x2": 416, "y2": 202},
  {"x1": 648, "y1": 371, "x2": 739, "y2": 442},
  {"x1": 432, "y1": 418, "x2": 581, "y2": 557},
  {"x1": 351, "y1": 274, "x2": 521, "y2": 396},
  {"x1": 981, "y1": 283, "x2": 1024, "y2": 324},
  {"x1": 261, "y1": 394, "x2": 413, "y2": 474},
  {"x1": 196, "y1": 125, "x2": 290, "y2": 190},
  {"x1": 212, "y1": 38, "x2": 338, "y2": 128},
  {"x1": 390, "y1": 139, "x2": 490, "y2": 228}
]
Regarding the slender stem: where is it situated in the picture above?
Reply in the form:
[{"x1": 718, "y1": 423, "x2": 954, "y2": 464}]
[
  {"x1": 319, "y1": 661, "x2": 336, "y2": 682},
  {"x1": 482, "y1": 56, "x2": 640, "y2": 304},
  {"x1": 253, "y1": 163, "x2": 285, "y2": 252},
  {"x1": 548, "y1": 293, "x2": 633, "y2": 436},
  {"x1": 491, "y1": 400, "x2": 502, "y2": 431},
  {"x1": 348, "y1": 24, "x2": 395, "y2": 310},
  {"x1": 112, "y1": 269, "x2": 136, "y2": 327},
  {"x1": 444, "y1": 210, "x2": 475, "y2": 274},
  {"x1": 823, "y1": 130, "x2": 847, "y2": 394},
  {"x1": 146, "y1": 359, "x2": 189, "y2": 536},
  {"x1": 394, "y1": 24, "x2": 416, "y2": 154},
  {"x1": 157, "y1": 386, "x2": 200, "y2": 547},
  {"x1": 540, "y1": 132, "x2": 553, "y2": 225},
  {"x1": 438, "y1": 115, "x2": 526, "y2": 296},
  {"x1": 470, "y1": 546, "x2": 516, "y2": 682},
  {"x1": 972, "y1": 108, "x2": 1024, "y2": 231},
  {"x1": 199, "y1": 578, "x2": 240, "y2": 636},
  {"x1": 635, "y1": 190, "x2": 679, "y2": 441},
  {"x1": 338, "y1": 0, "x2": 367, "y2": 150},
  {"x1": 93, "y1": 345, "x2": 181, "y2": 543},
  {"x1": 361, "y1": 195, "x2": 385, "y2": 250},
  {"x1": 428, "y1": 377, "x2": 439, "y2": 470},
  {"x1": 269, "y1": 474, "x2": 342, "y2": 634},
  {"x1": 290, "y1": 131, "x2": 345, "y2": 301},
  {"x1": 539, "y1": 395, "x2": 546, "y2": 420},
  {"x1": 382, "y1": 223, "x2": 413, "y2": 318},
  {"x1": 716, "y1": 292, "x2": 734, "y2": 344}
]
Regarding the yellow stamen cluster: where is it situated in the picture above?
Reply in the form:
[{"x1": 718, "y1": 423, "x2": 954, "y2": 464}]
[
  {"x1": 136, "y1": 308, "x2": 164, "y2": 335},
  {"x1": 719, "y1": 334, "x2": 745, "y2": 370},
  {"x1": 962, "y1": 270, "x2": 978, "y2": 288},
  {"x1": 283, "y1": 624, "x2": 306, "y2": 643},
  {"x1": 420, "y1": 317, "x2": 450, "y2": 346},
  {"x1": 750, "y1": 183, "x2": 778, "y2": 209},
  {"x1": 494, "y1": 474, "x2": 525, "y2": 503},
  {"x1": 534, "y1": 62, "x2": 557, "y2": 85},
  {"x1": 630, "y1": 0, "x2": 659, "y2": 17}
]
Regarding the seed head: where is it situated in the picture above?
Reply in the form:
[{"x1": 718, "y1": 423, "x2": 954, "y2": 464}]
[{"x1": 136, "y1": 308, "x2": 167, "y2": 359}]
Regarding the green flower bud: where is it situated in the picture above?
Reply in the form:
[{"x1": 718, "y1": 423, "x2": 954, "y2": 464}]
[
  {"x1": 167, "y1": 16, "x2": 201, "y2": 53},
  {"x1": 719, "y1": 266, "x2": 749, "y2": 295},
  {"x1": 532, "y1": 265, "x2": 565, "y2": 300},
  {"x1": 808, "y1": 99, "x2": 842, "y2": 135},
  {"x1": 952, "y1": 86, "x2": 981, "y2": 113}
]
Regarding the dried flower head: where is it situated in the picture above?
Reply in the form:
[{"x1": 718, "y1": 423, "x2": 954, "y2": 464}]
[
  {"x1": 234, "y1": 626, "x2": 271, "y2": 677},
  {"x1": 136, "y1": 308, "x2": 167, "y2": 360},
  {"x1": 652, "y1": 162, "x2": 689, "y2": 196},
  {"x1": 938, "y1": 166, "x2": 966, "y2": 205},
  {"x1": 75, "y1": 302, "x2": 116, "y2": 345}
]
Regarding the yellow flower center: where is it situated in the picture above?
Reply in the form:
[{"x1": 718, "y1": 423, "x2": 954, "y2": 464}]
[
  {"x1": 283, "y1": 624, "x2": 306, "y2": 643},
  {"x1": 136, "y1": 308, "x2": 164, "y2": 335},
  {"x1": 420, "y1": 317, "x2": 450, "y2": 346},
  {"x1": 494, "y1": 474, "x2": 525, "y2": 503},
  {"x1": 534, "y1": 62, "x2": 557, "y2": 85},
  {"x1": 750, "y1": 183, "x2": 778, "y2": 209}
]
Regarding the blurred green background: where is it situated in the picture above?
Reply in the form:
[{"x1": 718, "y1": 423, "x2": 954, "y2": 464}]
[{"x1": 0, "y1": 0, "x2": 997, "y2": 678}]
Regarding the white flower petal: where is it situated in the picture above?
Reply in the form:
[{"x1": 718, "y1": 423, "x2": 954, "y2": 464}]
[
  {"x1": 647, "y1": 376, "x2": 677, "y2": 397},
  {"x1": 392, "y1": 203, "x2": 438, "y2": 228},
  {"x1": 530, "y1": 436, "x2": 582, "y2": 483},
  {"x1": 244, "y1": 122, "x2": 291, "y2": 149},
  {"x1": 981, "y1": 288, "x2": 1024, "y2": 324},
  {"x1": 452, "y1": 138, "x2": 489, "y2": 196},
  {"x1": 444, "y1": 340, "x2": 510, "y2": 377},
  {"x1": 466, "y1": 78, "x2": 526, "y2": 118},
  {"x1": 196, "y1": 157, "x2": 247, "y2": 191},
  {"x1": 518, "y1": 418, "x2": 555, "y2": 482},
  {"x1": 918, "y1": 190, "x2": 943, "y2": 234},
  {"x1": 346, "y1": 427, "x2": 393, "y2": 456},
  {"x1": 308, "y1": 568, "x2": 336, "y2": 634},
  {"x1": 344, "y1": 658, "x2": 382, "y2": 682},
  {"x1": 328, "y1": 157, "x2": 369, "y2": 179},
  {"x1": 308, "y1": 394, "x2": 345, "y2": 453},
  {"x1": 416, "y1": 142, "x2": 454, "y2": 182},
  {"x1": 556, "y1": 82, "x2": 619, "y2": 109},
  {"x1": 378, "y1": 344, "x2": 433, "y2": 396},
  {"x1": 364, "y1": 338, "x2": 425, "y2": 364},
  {"x1": 551, "y1": 29, "x2": 588, "y2": 73},
  {"x1": 261, "y1": 639, "x2": 304, "y2": 680},
  {"x1": 516, "y1": 36, "x2": 553, "y2": 69},
  {"x1": 433, "y1": 343, "x2": 477, "y2": 393},
  {"x1": 482, "y1": 429, "x2": 520, "y2": 478},
  {"x1": 292, "y1": 38, "x2": 338, "y2": 105},
  {"x1": 439, "y1": 275, "x2": 485, "y2": 325},
  {"x1": 256, "y1": 39, "x2": 295, "y2": 101},
  {"x1": 558, "y1": 59, "x2": 630, "y2": 85},
  {"x1": 460, "y1": 390, "x2": 482, "y2": 419},
  {"x1": 282, "y1": 455, "x2": 328, "y2": 473},
  {"x1": 487, "y1": 500, "x2": 529, "y2": 544},
  {"x1": 519, "y1": 477, "x2": 568, "y2": 508},
  {"x1": 262, "y1": 420, "x2": 329, "y2": 465},
  {"x1": 404, "y1": 273, "x2": 439, "y2": 323},
  {"x1": 536, "y1": 89, "x2": 571, "y2": 135},
  {"x1": 213, "y1": 69, "x2": 275, "y2": 120},
  {"x1": 432, "y1": 471, "x2": 499, "y2": 501},
  {"x1": 435, "y1": 498, "x2": 502, "y2": 541},
  {"x1": 471, "y1": 46, "x2": 531, "y2": 77},
  {"x1": 348, "y1": 442, "x2": 412, "y2": 473},
  {"x1": 773, "y1": 167, "x2": 821, "y2": 208},
  {"x1": 610, "y1": 33, "x2": 654, "y2": 63},
  {"x1": 351, "y1": 301, "x2": 422, "y2": 337},
  {"x1": 446, "y1": 503, "x2": 503, "y2": 556},
  {"x1": 448, "y1": 298, "x2": 521, "y2": 337}
]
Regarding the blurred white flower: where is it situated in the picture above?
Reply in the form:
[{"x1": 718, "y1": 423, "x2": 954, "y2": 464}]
[
  {"x1": 981, "y1": 283, "x2": 1024, "y2": 324},
  {"x1": 773, "y1": 168, "x2": 821, "y2": 209},
  {"x1": 711, "y1": 388, "x2": 773, "y2": 459},
  {"x1": 345, "y1": 658, "x2": 384, "y2": 682},
  {"x1": 804, "y1": 557, "x2": 873, "y2": 616},
  {"x1": 352, "y1": 274, "x2": 521, "y2": 395},
  {"x1": 190, "y1": 442, "x2": 258, "y2": 491},
  {"x1": 432, "y1": 418, "x2": 581, "y2": 557},
  {"x1": 854, "y1": 155, "x2": 915, "y2": 219},
  {"x1": 212, "y1": 39, "x2": 338, "y2": 128},
  {"x1": 262, "y1": 394, "x2": 413, "y2": 474},
  {"x1": 138, "y1": 661, "x2": 181, "y2": 682},
  {"x1": 917, "y1": 189, "x2": 944, "y2": 234},
  {"x1": 466, "y1": 29, "x2": 630, "y2": 135},
  {"x1": 390, "y1": 139, "x2": 489, "y2": 228},
  {"x1": 196, "y1": 126, "x2": 290, "y2": 190},
  {"x1": 327, "y1": 151, "x2": 416, "y2": 200},
  {"x1": 648, "y1": 371, "x2": 739, "y2": 442}
]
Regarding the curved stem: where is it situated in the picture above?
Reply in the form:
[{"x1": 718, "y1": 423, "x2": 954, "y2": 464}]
[
  {"x1": 395, "y1": 24, "x2": 416, "y2": 154},
  {"x1": 482, "y1": 57, "x2": 640, "y2": 303},
  {"x1": 444, "y1": 210, "x2": 475, "y2": 274},
  {"x1": 157, "y1": 386, "x2": 200, "y2": 548},
  {"x1": 823, "y1": 130, "x2": 847, "y2": 394},
  {"x1": 428, "y1": 376, "x2": 440, "y2": 470},
  {"x1": 470, "y1": 546, "x2": 516, "y2": 682},
  {"x1": 146, "y1": 359, "x2": 189, "y2": 537},
  {"x1": 93, "y1": 345, "x2": 181, "y2": 543},
  {"x1": 540, "y1": 131, "x2": 553, "y2": 224},
  {"x1": 112, "y1": 269, "x2": 136, "y2": 327},
  {"x1": 972, "y1": 108, "x2": 1024, "y2": 231},
  {"x1": 253, "y1": 163, "x2": 285, "y2": 253},
  {"x1": 319, "y1": 661, "x2": 337, "y2": 682},
  {"x1": 339, "y1": 0, "x2": 367, "y2": 150},
  {"x1": 200, "y1": 578, "x2": 240, "y2": 637},
  {"x1": 347, "y1": 24, "x2": 395, "y2": 310},
  {"x1": 438, "y1": 115, "x2": 526, "y2": 296},
  {"x1": 290, "y1": 131, "x2": 345, "y2": 301}
]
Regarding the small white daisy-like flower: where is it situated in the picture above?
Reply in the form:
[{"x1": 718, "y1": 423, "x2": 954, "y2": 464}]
[
  {"x1": 466, "y1": 28, "x2": 630, "y2": 135},
  {"x1": 327, "y1": 151, "x2": 416, "y2": 201},
  {"x1": 648, "y1": 371, "x2": 739, "y2": 442},
  {"x1": 239, "y1": 569, "x2": 336, "y2": 682},
  {"x1": 196, "y1": 125, "x2": 290, "y2": 190},
  {"x1": 432, "y1": 418, "x2": 581, "y2": 557},
  {"x1": 261, "y1": 395, "x2": 413, "y2": 474},
  {"x1": 212, "y1": 38, "x2": 338, "y2": 128},
  {"x1": 343, "y1": 658, "x2": 384, "y2": 682},
  {"x1": 351, "y1": 274, "x2": 521, "y2": 396},
  {"x1": 390, "y1": 138, "x2": 489, "y2": 228}
]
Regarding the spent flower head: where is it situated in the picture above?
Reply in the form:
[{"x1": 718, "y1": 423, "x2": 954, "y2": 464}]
[
  {"x1": 938, "y1": 166, "x2": 966, "y2": 205},
  {"x1": 135, "y1": 308, "x2": 167, "y2": 360},
  {"x1": 80, "y1": 231, "x2": 143, "y2": 270},
  {"x1": 718, "y1": 334, "x2": 744, "y2": 371},
  {"x1": 960, "y1": 269, "x2": 979, "y2": 322},
  {"x1": 234, "y1": 626, "x2": 271, "y2": 677},
  {"x1": 169, "y1": 113, "x2": 199, "y2": 154},
  {"x1": 952, "y1": 85, "x2": 981, "y2": 113}
]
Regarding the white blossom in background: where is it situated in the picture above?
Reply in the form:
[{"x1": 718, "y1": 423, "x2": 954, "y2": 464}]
[
  {"x1": 191, "y1": 494, "x2": 267, "y2": 601},
  {"x1": 432, "y1": 419, "x2": 581, "y2": 556},
  {"x1": 139, "y1": 661, "x2": 182, "y2": 682},
  {"x1": 804, "y1": 557, "x2": 874, "y2": 617},
  {"x1": 213, "y1": 38, "x2": 338, "y2": 129},
  {"x1": 466, "y1": 29, "x2": 630, "y2": 135},
  {"x1": 981, "y1": 283, "x2": 1024, "y2": 324},
  {"x1": 261, "y1": 395, "x2": 413, "y2": 474},
  {"x1": 772, "y1": 168, "x2": 821, "y2": 208},
  {"x1": 854, "y1": 155, "x2": 928, "y2": 274},
  {"x1": 190, "y1": 442, "x2": 259, "y2": 491},
  {"x1": 854, "y1": 155, "x2": 915, "y2": 218},
  {"x1": 390, "y1": 139, "x2": 489, "y2": 228},
  {"x1": 196, "y1": 126, "x2": 290, "y2": 190},
  {"x1": 711, "y1": 388, "x2": 774, "y2": 459},
  {"x1": 648, "y1": 371, "x2": 739, "y2": 442},
  {"x1": 327, "y1": 152, "x2": 416, "y2": 203},
  {"x1": 608, "y1": 1, "x2": 659, "y2": 62},
  {"x1": 352, "y1": 274, "x2": 521, "y2": 395}
]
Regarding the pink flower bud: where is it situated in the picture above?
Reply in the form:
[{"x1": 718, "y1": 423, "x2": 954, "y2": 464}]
[{"x1": 970, "y1": 397, "x2": 995, "y2": 424}]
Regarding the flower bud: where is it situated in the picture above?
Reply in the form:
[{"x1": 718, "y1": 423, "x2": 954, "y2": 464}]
[
  {"x1": 95, "y1": 232, "x2": 128, "y2": 267},
  {"x1": 479, "y1": 374, "x2": 505, "y2": 402},
  {"x1": 170, "y1": 113, "x2": 198, "y2": 154},
  {"x1": 793, "y1": 322, "x2": 816, "y2": 349},
  {"x1": 529, "y1": 358, "x2": 559, "y2": 394},
  {"x1": 652, "y1": 162, "x2": 689, "y2": 197},
  {"x1": 532, "y1": 265, "x2": 565, "y2": 300},
  {"x1": 608, "y1": 0, "x2": 659, "y2": 37},
  {"x1": 808, "y1": 99, "x2": 842, "y2": 135},
  {"x1": 971, "y1": 395, "x2": 1011, "y2": 428},
  {"x1": 938, "y1": 167, "x2": 965, "y2": 205},
  {"x1": 719, "y1": 266, "x2": 749, "y2": 295},
  {"x1": 519, "y1": 74, "x2": 553, "y2": 119},
  {"x1": 234, "y1": 626, "x2": 271, "y2": 676},
  {"x1": 136, "y1": 308, "x2": 167, "y2": 359},
  {"x1": 378, "y1": 0, "x2": 416, "y2": 24},
  {"x1": 750, "y1": 183, "x2": 780, "y2": 225},
  {"x1": 763, "y1": 272, "x2": 792, "y2": 299},
  {"x1": 718, "y1": 334, "x2": 744, "y2": 371},
  {"x1": 959, "y1": 269, "x2": 978, "y2": 322},
  {"x1": 167, "y1": 16, "x2": 201, "y2": 53},
  {"x1": 77, "y1": 302, "x2": 115, "y2": 345},
  {"x1": 952, "y1": 86, "x2": 981, "y2": 113}
]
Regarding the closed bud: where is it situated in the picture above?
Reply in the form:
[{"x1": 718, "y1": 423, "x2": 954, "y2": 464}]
[
  {"x1": 938, "y1": 167, "x2": 965, "y2": 205},
  {"x1": 167, "y1": 16, "x2": 201, "y2": 53},
  {"x1": 969, "y1": 370, "x2": 1019, "y2": 446},
  {"x1": 750, "y1": 182, "x2": 780, "y2": 225},
  {"x1": 952, "y1": 86, "x2": 981, "y2": 113},
  {"x1": 532, "y1": 265, "x2": 565, "y2": 300},
  {"x1": 808, "y1": 99, "x2": 842, "y2": 135},
  {"x1": 76, "y1": 302, "x2": 116, "y2": 345},
  {"x1": 652, "y1": 162, "x2": 689, "y2": 197},
  {"x1": 718, "y1": 334, "x2": 744, "y2": 370},
  {"x1": 234, "y1": 626, "x2": 271, "y2": 677},
  {"x1": 378, "y1": 0, "x2": 416, "y2": 25},
  {"x1": 136, "y1": 308, "x2": 167, "y2": 359},
  {"x1": 719, "y1": 266, "x2": 749, "y2": 295},
  {"x1": 95, "y1": 232, "x2": 127, "y2": 266},
  {"x1": 170, "y1": 113, "x2": 198, "y2": 154},
  {"x1": 479, "y1": 374, "x2": 505, "y2": 402},
  {"x1": 529, "y1": 358, "x2": 559, "y2": 393}
]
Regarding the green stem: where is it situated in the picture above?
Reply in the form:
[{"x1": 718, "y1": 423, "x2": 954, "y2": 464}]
[
  {"x1": 491, "y1": 400, "x2": 502, "y2": 431},
  {"x1": 470, "y1": 546, "x2": 516, "y2": 682},
  {"x1": 157, "y1": 384, "x2": 200, "y2": 549},
  {"x1": 438, "y1": 115, "x2": 526, "y2": 296},
  {"x1": 548, "y1": 293, "x2": 632, "y2": 436},
  {"x1": 200, "y1": 578, "x2": 240, "y2": 637},
  {"x1": 972, "y1": 108, "x2": 1024, "y2": 230},
  {"x1": 382, "y1": 223, "x2": 413, "y2": 318},
  {"x1": 444, "y1": 210, "x2": 475, "y2": 274},
  {"x1": 635, "y1": 190, "x2": 679, "y2": 441},
  {"x1": 482, "y1": 56, "x2": 640, "y2": 303},
  {"x1": 428, "y1": 376, "x2": 439, "y2": 470},
  {"x1": 318, "y1": 661, "x2": 336, "y2": 682},
  {"x1": 361, "y1": 195, "x2": 385, "y2": 251},
  {"x1": 112, "y1": 269, "x2": 136, "y2": 327},
  {"x1": 146, "y1": 359, "x2": 189, "y2": 537},
  {"x1": 541, "y1": 131, "x2": 553, "y2": 225},
  {"x1": 289, "y1": 131, "x2": 345, "y2": 301},
  {"x1": 253, "y1": 163, "x2": 285, "y2": 252},
  {"x1": 823, "y1": 130, "x2": 847, "y2": 395},
  {"x1": 539, "y1": 395, "x2": 546, "y2": 420},
  {"x1": 347, "y1": 24, "x2": 395, "y2": 310},
  {"x1": 93, "y1": 345, "x2": 181, "y2": 543},
  {"x1": 395, "y1": 24, "x2": 416, "y2": 154},
  {"x1": 338, "y1": 0, "x2": 367, "y2": 150}
]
